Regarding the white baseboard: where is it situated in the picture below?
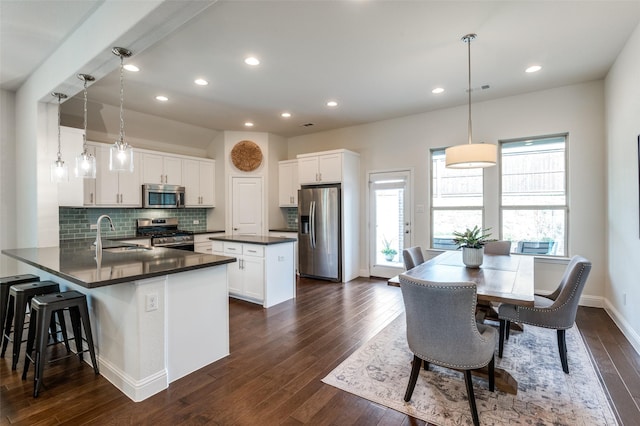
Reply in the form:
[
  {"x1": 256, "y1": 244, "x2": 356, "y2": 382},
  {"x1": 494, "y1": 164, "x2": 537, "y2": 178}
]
[
  {"x1": 98, "y1": 356, "x2": 168, "y2": 402},
  {"x1": 603, "y1": 299, "x2": 640, "y2": 356}
]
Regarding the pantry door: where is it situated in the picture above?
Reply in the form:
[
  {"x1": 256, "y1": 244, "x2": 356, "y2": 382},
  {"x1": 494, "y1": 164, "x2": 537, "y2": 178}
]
[{"x1": 231, "y1": 177, "x2": 263, "y2": 235}]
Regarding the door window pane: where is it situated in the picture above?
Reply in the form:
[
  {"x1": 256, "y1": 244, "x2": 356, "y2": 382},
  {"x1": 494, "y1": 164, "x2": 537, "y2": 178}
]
[{"x1": 375, "y1": 186, "x2": 404, "y2": 265}]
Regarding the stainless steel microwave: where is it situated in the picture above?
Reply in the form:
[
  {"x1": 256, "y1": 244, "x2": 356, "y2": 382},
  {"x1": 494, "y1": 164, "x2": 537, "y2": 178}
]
[{"x1": 142, "y1": 184, "x2": 185, "y2": 208}]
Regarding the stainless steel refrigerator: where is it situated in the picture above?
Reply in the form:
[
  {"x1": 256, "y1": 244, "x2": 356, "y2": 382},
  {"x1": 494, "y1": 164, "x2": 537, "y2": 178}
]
[{"x1": 298, "y1": 184, "x2": 342, "y2": 282}]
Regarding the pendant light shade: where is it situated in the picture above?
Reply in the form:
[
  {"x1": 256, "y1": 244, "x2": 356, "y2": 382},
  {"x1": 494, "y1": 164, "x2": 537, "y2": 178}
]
[
  {"x1": 50, "y1": 92, "x2": 69, "y2": 183},
  {"x1": 75, "y1": 73, "x2": 97, "y2": 178},
  {"x1": 445, "y1": 34, "x2": 497, "y2": 169},
  {"x1": 110, "y1": 47, "x2": 134, "y2": 173}
]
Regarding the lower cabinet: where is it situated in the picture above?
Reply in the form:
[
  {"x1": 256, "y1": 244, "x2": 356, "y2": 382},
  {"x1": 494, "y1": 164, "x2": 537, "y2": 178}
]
[
  {"x1": 212, "y1": 240, "x2": 295, "y2": 308},
  {"x1": 194, "y1": 233, "x2": 220, "y2": 254},
  {"x1": 268, "y1": 231, "x2": 298, "y2": 274}
]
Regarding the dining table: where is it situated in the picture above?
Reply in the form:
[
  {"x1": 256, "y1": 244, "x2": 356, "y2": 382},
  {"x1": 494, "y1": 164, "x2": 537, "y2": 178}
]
[{"x1": 388, "y1": 250, "x2": 535, "y2": 395}]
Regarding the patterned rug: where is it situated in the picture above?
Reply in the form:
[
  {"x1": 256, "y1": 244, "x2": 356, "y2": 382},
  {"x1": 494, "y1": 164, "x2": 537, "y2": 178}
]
[{"x1": 322, "y1": 315, "x2": 617, "y2": 425}]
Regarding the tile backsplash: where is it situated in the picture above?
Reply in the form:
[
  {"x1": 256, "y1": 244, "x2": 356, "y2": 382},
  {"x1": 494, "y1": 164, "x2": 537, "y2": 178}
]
[
  {"x1": 59, "y1": 208, "x2": 207, "y2": 240},
  {"x1": 283, "y1": 207, "x2": 298, "y2": 230}
]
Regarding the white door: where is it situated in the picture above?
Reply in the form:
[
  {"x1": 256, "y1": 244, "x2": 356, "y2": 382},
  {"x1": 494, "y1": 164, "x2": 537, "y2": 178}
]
[
  {"x1": 369, "y1": 170, "x2": 412, "y2": 278},
  {"x1": 231, "y1": 177, "x2": 263, "y2": 235}
]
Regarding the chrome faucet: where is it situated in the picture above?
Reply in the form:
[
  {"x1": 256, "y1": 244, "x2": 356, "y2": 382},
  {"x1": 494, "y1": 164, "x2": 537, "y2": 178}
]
[{"x1": 95, "y1": 214, "x2": 116, "y2": 256}]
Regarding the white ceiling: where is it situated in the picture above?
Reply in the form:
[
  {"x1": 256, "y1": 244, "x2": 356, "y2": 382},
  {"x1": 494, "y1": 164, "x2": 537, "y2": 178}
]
[{"x1": 2, "y1": 1, "x2": 640, "y2": 140}]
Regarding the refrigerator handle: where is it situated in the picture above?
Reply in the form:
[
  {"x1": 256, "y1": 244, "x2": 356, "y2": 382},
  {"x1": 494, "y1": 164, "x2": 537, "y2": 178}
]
[{"x1": 310, "y1": 200, "x2": 316, "y2": 249}]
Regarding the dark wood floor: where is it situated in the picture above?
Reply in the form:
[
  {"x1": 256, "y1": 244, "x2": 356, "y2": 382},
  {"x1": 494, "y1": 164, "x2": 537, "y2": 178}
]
[{"x1": 1, "y1": 277, "x2": 639, "y2": 425}]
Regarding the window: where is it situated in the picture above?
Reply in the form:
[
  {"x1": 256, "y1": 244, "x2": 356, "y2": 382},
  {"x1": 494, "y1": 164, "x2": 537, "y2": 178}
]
[
  {"x1": 500, "y1": 135, "x2": 567, "y2": 256},
  {"x1": 430, "y1": 149, "x2": 483, "y2": 249}
]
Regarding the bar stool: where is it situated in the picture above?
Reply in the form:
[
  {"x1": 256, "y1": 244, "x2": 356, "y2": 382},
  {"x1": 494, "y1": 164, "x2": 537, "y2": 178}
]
[
  {"x1": 1, "y1": 281, "x2": 70, "y2": 370},
  {"x1": 23, "y1": 290, "x2": 99, "y2": 397},
  {"x1": 1, "y1": 274, "x2": 40, "y2": 333}
]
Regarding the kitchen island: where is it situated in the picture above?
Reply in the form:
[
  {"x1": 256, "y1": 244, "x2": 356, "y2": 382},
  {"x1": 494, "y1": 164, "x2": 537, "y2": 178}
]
[
  {"x1": 2, "y1": 239, "x2": 236, "y2": 402},
  {"x1": 210, "y1": 235, "x2": 296, "y2": 308}
]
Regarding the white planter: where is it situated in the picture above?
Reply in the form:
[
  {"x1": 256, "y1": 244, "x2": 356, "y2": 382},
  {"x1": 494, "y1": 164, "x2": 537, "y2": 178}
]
[{"x1": 462, "y1": 247, "x2": 484, "y2": 268}]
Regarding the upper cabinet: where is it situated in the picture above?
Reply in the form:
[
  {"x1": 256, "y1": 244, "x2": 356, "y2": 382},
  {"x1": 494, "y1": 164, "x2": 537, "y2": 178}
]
[
  {"x1": 278, "y1": 160, "x2": 299, "y2": 207},
  {"x1": 141, "y1": 153, "x2": 182, "y2": 185},
  {"x1": 56, "y1": 127, "x2": 216, "y2": 209},
  {"x1": 95, "y1": 144, "x2": 142, "y2": 207},
  {"x1": 57, "y1": 127, "x2": 97, "y2": 207},
  {"x1": 183, "y1": 158, "x2": 215, "y2": 207},
  {"x1": 297, "y1": 151, "x2": 343, "y2": 184}
]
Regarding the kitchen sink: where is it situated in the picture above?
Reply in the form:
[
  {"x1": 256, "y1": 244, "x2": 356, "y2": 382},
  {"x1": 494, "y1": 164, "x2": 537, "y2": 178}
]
[{"x1": 102, "y1": 246, "x2": 153, "y2": 253}]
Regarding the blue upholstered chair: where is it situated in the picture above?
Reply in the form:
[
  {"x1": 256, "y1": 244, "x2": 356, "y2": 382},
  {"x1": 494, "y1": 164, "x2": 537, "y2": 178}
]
[
  {"x1": 498, "y1": 255, "x2": 591, "y2": 374},
  {"x1": 399, "y1": 274, "x2": 497, "y2": 426},
  {"x1": 402, "y1": 246, "x2": 425, "y2": 270}
]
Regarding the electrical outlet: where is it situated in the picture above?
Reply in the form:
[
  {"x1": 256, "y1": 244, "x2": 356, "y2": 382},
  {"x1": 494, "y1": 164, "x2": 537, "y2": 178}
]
[
  {"x1": 145, "y1": 293, "x2": 158, "y2": 312},
  {"x1": 193, "y1": 220, "x2": 200, "y2": 225},
  {"x1": 623, "y1": 293, "x2": 627, "y2": 306},
  {"x1": 90, "y1": 224, "x2": 97, "y2": 230}
]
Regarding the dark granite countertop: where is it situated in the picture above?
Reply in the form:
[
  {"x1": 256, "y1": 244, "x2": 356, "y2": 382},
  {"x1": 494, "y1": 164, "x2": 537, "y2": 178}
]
[
  {"x1": 269, "y1": 228, "x2": 298, "y2": 233},
  {"x1": 209, "y1": 235, "x2": 296, "y2": 245},
  {"x1": 1, "y1": 239, "x2": 236, "y2": 289},
  {"x1": 193, "y1": 230, "x2": 225, "y2": 234}
]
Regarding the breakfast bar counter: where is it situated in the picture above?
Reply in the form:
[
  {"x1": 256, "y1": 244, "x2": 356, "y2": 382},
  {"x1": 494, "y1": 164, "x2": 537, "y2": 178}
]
[{"x1": 2, "y1": 241, "x2": 236, "y2": 402}]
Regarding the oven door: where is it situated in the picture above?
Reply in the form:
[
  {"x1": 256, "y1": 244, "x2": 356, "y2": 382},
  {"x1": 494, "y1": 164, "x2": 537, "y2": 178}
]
[{"x1": 143, "y1": 184, "x2": 185, "y2": 208}]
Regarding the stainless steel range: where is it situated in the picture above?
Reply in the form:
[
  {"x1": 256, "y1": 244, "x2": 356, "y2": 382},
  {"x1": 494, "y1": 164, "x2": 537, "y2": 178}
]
[{"x1": 136, "y1": 217, "x2": 194, "y2": 251}]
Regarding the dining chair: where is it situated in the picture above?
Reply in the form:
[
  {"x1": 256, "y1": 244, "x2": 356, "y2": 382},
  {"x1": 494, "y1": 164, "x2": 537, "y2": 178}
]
[
  {"x1": 483, "y1": 240, "x2": 512, "y2": 255},
  {"x1": 399, "y1": 274, "x2": 496, "y2": 426},
  {"x1": 498, "y1": 255, "x2": 591, "y2": 373},
  {"x1": 402, "y1": 246, "x2": 425, "y2": 270}
]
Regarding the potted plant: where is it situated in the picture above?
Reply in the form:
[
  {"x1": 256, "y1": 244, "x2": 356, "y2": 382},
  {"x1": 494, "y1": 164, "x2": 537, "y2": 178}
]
[
  {"x1": 452, "y1": 226, "x2": 494, "y2": 268},
  {"x1": 380, "y1": 236, "x2": 398, "y2": 261}
]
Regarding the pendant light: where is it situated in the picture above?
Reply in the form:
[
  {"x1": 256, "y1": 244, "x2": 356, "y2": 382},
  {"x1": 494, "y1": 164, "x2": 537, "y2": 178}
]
[
  {"x1": 75, "y1": 73, "x2": 97, "y2": 178},
  {"x1": 445, "y1": 34, "x2": 497, "y2": 169},
  {"x1": 50, "y1": 92, "x2": 69, "y2": 182},
  {"x1": 109, "y1": 47, "x2": 134, "y2": 173}
]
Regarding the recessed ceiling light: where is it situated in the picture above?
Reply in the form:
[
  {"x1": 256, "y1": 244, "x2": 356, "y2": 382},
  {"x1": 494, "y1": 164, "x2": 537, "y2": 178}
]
[
  {"x1": 124, "y1": 64, "x2": 139, "y2": 72},
  {"x1": 281, "y1": 112, "x2": 291, "y2": 118},
  {"x1": 244, "y1": 57, "x2": 260, "y2": 66},
  {"x1": 244, "y1": 122, "x2": 254, "y2": 127},
  {"x1": 155, "y1": 95, "x2": 168, "y2": 102},
  {"x1": 326, "y1": 100, "x2": 338, "y2": 107},
  {"x1": 432, "y1": 87, "x2": 445, "y2": 94},
  {"x1": 525, "y1": 65, "x2": 542, "y2": 73},
  {"x1": 194, "y1": 78, "x2": 208, "y2": 86}
]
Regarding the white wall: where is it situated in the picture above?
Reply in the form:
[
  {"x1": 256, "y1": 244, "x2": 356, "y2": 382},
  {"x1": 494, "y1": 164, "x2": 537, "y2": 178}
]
[
  {"x1": 288, "y1": 81, "x2": 607, "y2": 304},
  {"x1": 605, "y1": 22, "x2": 640, "y2": 353},
  {"x1": 0, "y1": 90, "x2": 19, "y2": 274}
]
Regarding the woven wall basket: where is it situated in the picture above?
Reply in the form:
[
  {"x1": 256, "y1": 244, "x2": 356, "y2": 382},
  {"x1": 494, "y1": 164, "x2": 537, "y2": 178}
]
[{"x1": 231, "y1": 140, "x2": 263, "y2": 172}]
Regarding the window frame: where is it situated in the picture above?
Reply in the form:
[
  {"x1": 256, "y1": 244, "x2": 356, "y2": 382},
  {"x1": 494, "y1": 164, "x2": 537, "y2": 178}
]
[
  {"x1": 429, "y1": 148, "x2": 485, "y2": 250},
  {"x1": 498, "y1": 134, "x2": 569, "y2": 256}
]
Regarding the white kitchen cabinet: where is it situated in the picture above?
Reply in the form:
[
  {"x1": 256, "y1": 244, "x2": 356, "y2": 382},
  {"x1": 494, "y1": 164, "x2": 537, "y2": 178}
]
[
  {"x1": 95, "y1": 144, "x2": 142, "y2": 207},
  {"x1": 269, "y1": 231, "x2": 298, "y2": 273},
  {"x1": 220, "y1": 240, "x2": 294, "y2": 308},
  {"x1": 57, "y1": 127, "x2": 96, "y2": 207},
  {"x1": 297, "y1": 149, "x2": 360, "y2": 282},
  {"x1": 297, "y1": 151, "x2": 343, "y2": 184},
  {"x1": 278, "y1": 160, "x2": 299, "y2": 207},
  {"x1": 183, "y1": 159, "x2": 215, "y2": 207},
  {"x1": 194, "y1": 233, "x2": 221, "y2": 254},
  {"x1": 142, "y1": 152, "x2": 182, "y2": 185}
]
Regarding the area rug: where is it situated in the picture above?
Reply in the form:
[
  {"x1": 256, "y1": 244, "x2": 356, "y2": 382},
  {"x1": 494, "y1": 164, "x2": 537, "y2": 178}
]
[{"x1": 322, "y1": 315, "x2": 617, "y2": 425}]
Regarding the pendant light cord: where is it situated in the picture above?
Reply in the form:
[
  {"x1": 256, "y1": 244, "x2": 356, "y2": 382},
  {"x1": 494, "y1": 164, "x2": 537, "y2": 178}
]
[
  {"x1": 56, "y1": 94, "x2": 62, "y2": 161},
  {"x1": 466, "y1": 35, "x2": 473, "y2": 145},
  {"x1": 118, "y1": 55, "x2": 125, "y2": 146},
  {"x1": 83, "y1": 79, "x2": 88, "y2": 153}
]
